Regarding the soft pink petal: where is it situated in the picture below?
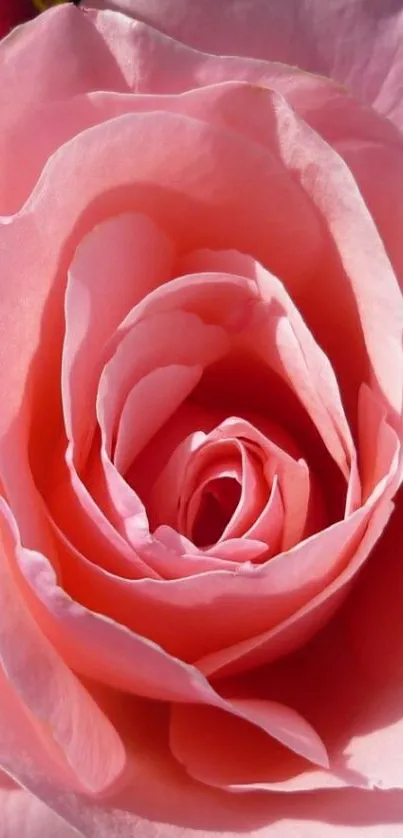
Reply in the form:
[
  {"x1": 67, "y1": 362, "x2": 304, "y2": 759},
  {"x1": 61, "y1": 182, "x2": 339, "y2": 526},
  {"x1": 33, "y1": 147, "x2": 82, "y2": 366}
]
[
  {"x1": 114, "y1": 365, "x2": 202, "y2": 475},
  {"x1": 207, "y1": 418, "x2": 312, "y2": 550},
  {"x1": 0, "y1": 785, "x2": 78, "y2": 838},
  {"x1": 196, "y1": 464, "x2": 396, "y2": 676},
  {"x1": 0, "y1": 4, "x2": 131, "y2": 213},
  {"x1": 140, "y1": 527, "x2": 264, "y2": 576},
  {"x1": 1, "y1": 102, "x2": 297, "y2": 549},
  {"x1": 0, "y1": 500, "x2": 126, "y2": 794},
  {"x1": 62, "y1": 212, "x2": 173, "y2": 465},
  {"x1": 16, "y1": 531, "x2": 215, "y2": 703},
  {"x1": 176, "y1": 437, "x2": 267, "y2": 545},
  {"x1": 50, "y1": 444, "x2": 157, "y2": 579},
  {"x1": 57, "y1": 477, "x2": 390, "y2": 666},
  {"x1": 97, "y1": 310, "x2": 229, "y2": 459},
  {"x1": 90, "y1": 0, "x2": 403, "y2": 129},
  {"x1": 0, "y1": 658, "x2": 401, "y2": 838},
  {"x1": 88, "y1": 309, "x2": 228, "y2": 544},
  {"x1": 238, "y1": 485, "x2": 403, "y2": 796}
]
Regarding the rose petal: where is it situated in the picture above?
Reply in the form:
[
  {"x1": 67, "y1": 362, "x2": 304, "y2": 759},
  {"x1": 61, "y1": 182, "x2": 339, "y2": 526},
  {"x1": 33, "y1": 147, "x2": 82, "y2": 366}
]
[
  {"x1": 0, "y1": 500, "x2": 126, "y2": 794},
  {"x1": 97, "y1": 0, "x2": 403, "y2": 129},
  {"x1": 62, "y1": 212, "x2": 173, "y2": 465},
  {"x1": 0, "y1": 642, "x2": 400, "y2": 838},
  {"x1": 171, "y1": 698, "x2": 329, "y2": 771},
  {"x1": 114, "y1": 364, "x2": 203, "y2": 475},
  {"x1": 170, "y1": 702, "x2": 341, "y2": 794},
  {"x1": 0, "y1": 784, "x2": 77, "y2": 838}
]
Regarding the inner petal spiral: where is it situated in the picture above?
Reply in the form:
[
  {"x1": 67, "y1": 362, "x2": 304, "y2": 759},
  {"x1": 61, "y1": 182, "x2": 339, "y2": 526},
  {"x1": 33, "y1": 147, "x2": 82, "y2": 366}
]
[{"x1": 190, "y1": 476, "x2": 242, "y2": 548}]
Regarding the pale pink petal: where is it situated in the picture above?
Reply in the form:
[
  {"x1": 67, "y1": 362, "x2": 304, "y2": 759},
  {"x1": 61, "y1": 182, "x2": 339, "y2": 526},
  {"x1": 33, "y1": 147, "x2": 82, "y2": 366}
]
[
  {"x1": 93, "y1": 0, "x2": 403, "y2": 129},
  {"x1": 0, "y1": 97, "x2": 321, "y2": 529},
  {"x1": 262, "y1": 94, "x2": 403, "y2": 423},
  {"x1": 245, "y1": 483, "x2": 403, "y2": 795},
  {"x1": 247, "y1": 262, "x2": 355, "y2": 479},
  {"x1": 244, "y1": 474, "x2": 284, "y2": 555},
  {"x1": 97, "y1": 310, "x2": 229, "y2": 459},
  {"x1": 0, "y1": 4, "x2": 131, "y2": 213},
  {"x1": 0, "y1": 500, "x2": 126, "y2": 794},
  {"x1": 358, "y1": 384, "x2": 402, "y2": 502},
  {"x1": 0, "y1": 649, "x2": 400, "y2": 838},
  {"x1": 204, "y1": 538, "x2": 268, "y2": 563},
  {"x1": 62, "y1": 212, "x2": 173, "y2": 464},
  {"x1": 147, "y1": 432, "x2": 207, "y2": 531},
  {"x1": 0, "y1": 785, "x2": 78, "y2": 838}
]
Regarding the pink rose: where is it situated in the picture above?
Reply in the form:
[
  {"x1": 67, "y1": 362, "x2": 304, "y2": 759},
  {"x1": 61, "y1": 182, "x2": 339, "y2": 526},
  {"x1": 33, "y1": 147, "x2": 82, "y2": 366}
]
[{"x1": 1, "y1": 1, "x2": 403, "y2": 835}]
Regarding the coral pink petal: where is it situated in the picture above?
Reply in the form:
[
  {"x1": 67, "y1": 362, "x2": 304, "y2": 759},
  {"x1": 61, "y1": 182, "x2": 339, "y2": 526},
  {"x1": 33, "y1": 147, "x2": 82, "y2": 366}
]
[
  {"x1": 244, "y1": 475, "x2": 284, "y2": 555},
  {"x1": 46, "y1": 443, "x2": 396, "y2": 667},
  {"x1": 170, "y1": 702, "x2": 341, "y2": 794},
  {"x1": 358, "y1": 384, "x2": 403, "y2": 502},
  {"x1": 62, "y1": 212, "x2": 173, "y2": 463},
  {"x1": 114, "y1": 365, "x2": 202, "y2": 475},
  {"x1": 259, "y1": 485, "x2": 403, "y2": 793},
  {"x1": 197, "y1": 486, "x2": 395, "y2": 679},
  {"x1": 14, "y1": 533, "x2": 216, "y2": 704},
  {"x1": 140, "y1": 529, "x2": 254, "y2": 577},
  {"x1": 178, "y1": 438, "x2": 267, "y2": 544},
  {"x1": 209, "y1": 418, "x2": 311, "y2": 550},
  {"x1": 0, "y1": 600, "x2": 399, "y2": 836},
  {"x1": 171, "y1": 699, "x2": 328, "y2": 772},
  {"x1": 148, "y1": 432, "x2": 207, "y2": 530},
  {"x1": 49, "y1": 445, "x2": 157, "y2": 580},
  {"x1": 0, "y1": 97, "x2": 319, "y2": 491}
]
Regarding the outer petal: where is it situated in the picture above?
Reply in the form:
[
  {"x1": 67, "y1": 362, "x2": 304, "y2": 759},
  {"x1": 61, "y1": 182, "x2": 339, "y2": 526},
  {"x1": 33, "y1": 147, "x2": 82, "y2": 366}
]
[
  {"x1": 0, "y1": 661, "x2": 400, "y2": 837},
  {"x1": 86, "y1": 0, "x2": 403, "y2": 130},
  {"x1": 225, "y1": 487, "x2": 403, "y2": 794},
  {"x1": 0, "y1": 500, "x2": 127, "y2": 795},
  {"x1": 0, "y1": 784, "x2": 78, "y2": 838}
]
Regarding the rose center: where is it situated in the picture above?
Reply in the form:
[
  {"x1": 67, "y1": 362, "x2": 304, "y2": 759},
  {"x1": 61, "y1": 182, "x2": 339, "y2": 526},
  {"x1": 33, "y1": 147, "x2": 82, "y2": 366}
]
[{"x1": 189, "y1": 476, "x2": 242, "y2": 548}]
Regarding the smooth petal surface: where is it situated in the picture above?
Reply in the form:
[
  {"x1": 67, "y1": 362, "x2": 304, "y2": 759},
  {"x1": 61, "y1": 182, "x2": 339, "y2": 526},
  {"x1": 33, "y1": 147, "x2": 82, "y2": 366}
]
[
  {"x1": 0, "y1": 783, "x2": 78, "y2": 838},
  {"x1": 171, "y1": 699, "x2": 329, "y2": 773},
  {"x1": 88, "y1": 0, "x2": 403, "y2": 129},
  {"x1": 62, "y1": 212, "x2": 174, "y2": 464},
  {"x1": 2, "y1": 4, "x2": 403, "y2": 838},
  {"x1": 0, "y1": 500, "x2": 127, "y2": 795},
  {"x1": 235, "y1": 489, "x2": 403, "y2": 795}
]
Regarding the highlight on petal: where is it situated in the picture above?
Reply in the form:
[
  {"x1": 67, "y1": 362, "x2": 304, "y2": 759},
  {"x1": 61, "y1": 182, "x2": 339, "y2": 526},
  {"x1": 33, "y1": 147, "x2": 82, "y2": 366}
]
[
  {"x1": 0, "y1": 499, "x2": 126, "y2": 794},
  {"x1": 90, "y1": 0, "x2": 403, "y2": 130},
  {"x1": 62, "y1": 212, "x2": 174, "y2": 464}
]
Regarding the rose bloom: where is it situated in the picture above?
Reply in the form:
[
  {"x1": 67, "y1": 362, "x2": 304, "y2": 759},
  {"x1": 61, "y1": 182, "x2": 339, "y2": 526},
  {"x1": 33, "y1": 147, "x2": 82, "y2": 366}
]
[{"x1": 1, "y1": 0, "x2": 403, "y2": 836}]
